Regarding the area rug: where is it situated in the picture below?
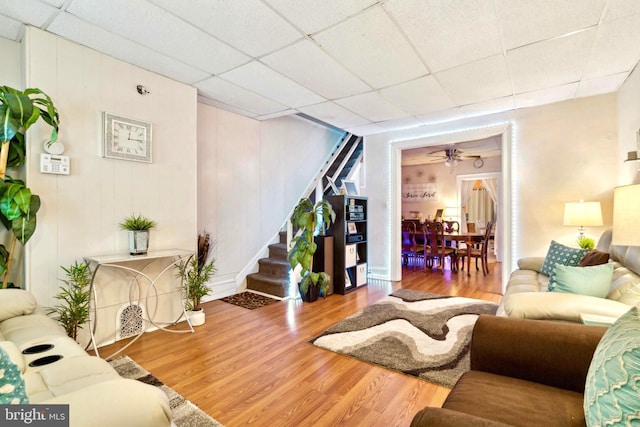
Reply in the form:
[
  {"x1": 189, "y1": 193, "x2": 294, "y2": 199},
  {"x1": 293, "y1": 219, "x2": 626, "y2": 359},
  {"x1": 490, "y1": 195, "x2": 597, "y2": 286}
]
[
  {"x1": 220, "y1": 291, "x2": 280, "y2": 309},
  {"x1": 109, "y1": 356, "x2": 224, "y2": 427},
  {"x1": 311, "y1": 289, "x2": 498, "y2": 388}
]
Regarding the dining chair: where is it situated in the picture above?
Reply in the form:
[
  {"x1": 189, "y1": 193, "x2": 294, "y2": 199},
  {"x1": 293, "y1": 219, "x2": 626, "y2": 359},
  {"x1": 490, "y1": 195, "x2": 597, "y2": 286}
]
[
  {"x1": 423, "y1": 221, "x2": 457, "y2": 273},
  {"x1": 443, "y1": 220, "x2": 460, "y2": 233},
  {"x1": 402, "y1": 221, "x2": 423, "y2": 270},
  {"x1": 460, "y1": 221, "x2": 494, "y2": 275},
  {"x1": 466, "y1": 222, "x2": 477, "y2": 233}
]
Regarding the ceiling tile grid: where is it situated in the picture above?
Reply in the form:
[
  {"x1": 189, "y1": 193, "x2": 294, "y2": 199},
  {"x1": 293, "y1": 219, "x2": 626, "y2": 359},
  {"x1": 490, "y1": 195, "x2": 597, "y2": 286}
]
[{"x1": 1, "y1": 0, "x2": 640, "y2": 135}]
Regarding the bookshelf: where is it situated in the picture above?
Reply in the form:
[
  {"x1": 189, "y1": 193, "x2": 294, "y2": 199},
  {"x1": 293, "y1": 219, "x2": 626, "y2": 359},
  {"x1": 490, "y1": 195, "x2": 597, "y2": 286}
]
[{"x1": 326, "y1": 195, "x2": 368, "y2": 294}]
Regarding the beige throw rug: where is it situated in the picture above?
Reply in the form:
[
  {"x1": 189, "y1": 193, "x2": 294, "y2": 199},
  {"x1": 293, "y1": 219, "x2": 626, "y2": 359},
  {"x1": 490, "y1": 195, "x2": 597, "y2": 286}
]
[
  {"x1": 311, "y1": 289, "x2": 498, "y2": 388},
  {"x1": 109, "y1": 356, "x2": 224, "y2": 427}
]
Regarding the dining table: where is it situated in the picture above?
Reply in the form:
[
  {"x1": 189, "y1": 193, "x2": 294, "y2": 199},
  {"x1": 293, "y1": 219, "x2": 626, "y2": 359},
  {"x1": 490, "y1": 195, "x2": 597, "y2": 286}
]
[{"x1": 443, "y1": 231, "x2": 487, "y2": 275}]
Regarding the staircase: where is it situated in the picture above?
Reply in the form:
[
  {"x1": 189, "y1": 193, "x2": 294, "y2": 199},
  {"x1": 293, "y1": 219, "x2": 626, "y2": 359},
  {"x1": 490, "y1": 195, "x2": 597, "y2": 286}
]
[
  {"x1": 246, "y1": 231, "x2": 290, "y2": 298},
  {"x1": 246, "y1": 132, "x2": 363, "y2": 299}
]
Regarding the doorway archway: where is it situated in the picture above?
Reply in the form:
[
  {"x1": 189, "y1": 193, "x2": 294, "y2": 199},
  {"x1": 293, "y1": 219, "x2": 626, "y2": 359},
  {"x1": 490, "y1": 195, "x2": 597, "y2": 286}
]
[{"x1": 390, "y1": 124, "x2": 513, "y2": 290}]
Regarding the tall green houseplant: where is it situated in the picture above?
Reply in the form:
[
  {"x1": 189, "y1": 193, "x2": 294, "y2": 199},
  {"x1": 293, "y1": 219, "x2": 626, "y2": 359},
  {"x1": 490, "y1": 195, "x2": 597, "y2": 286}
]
[
  {"x1": 0, "y1": 85, "x2": 60, "y2": 288},
  {"x1": 47, "y1": 261, "x2": 92, "y2": 342},
  {"x1": 288, "y1": 198, "x2": 335, "y2": 302}
]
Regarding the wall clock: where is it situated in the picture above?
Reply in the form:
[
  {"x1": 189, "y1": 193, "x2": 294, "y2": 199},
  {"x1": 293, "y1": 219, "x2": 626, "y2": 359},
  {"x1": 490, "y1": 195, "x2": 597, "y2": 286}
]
[
  {"x1": 473, "y1": 158, "x2": 484, "y2": 169},
  {"x1": 103, "y1": 112, "x2": 152, "y2": 163}
]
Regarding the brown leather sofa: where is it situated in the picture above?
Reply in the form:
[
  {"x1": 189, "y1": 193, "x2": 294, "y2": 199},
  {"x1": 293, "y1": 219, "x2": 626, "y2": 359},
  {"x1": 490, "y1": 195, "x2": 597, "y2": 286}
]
[{"x1": 411, "y1": 314, "x2": 606, "y2": 427}]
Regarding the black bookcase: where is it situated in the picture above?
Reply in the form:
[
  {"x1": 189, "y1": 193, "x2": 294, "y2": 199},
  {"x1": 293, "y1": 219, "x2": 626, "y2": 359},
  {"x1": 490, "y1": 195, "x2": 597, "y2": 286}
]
[{"x1": 326, "y1": 195, "x2": 368, "y2": 294}]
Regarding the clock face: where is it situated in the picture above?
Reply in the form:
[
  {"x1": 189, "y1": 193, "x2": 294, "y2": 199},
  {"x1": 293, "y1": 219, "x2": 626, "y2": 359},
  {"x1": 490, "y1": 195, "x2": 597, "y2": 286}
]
[
  {"x1": 103, "y1": 113, "x2": 152, "y2": 163},
  {"x1": 473, "y1": 158, "x2": 484, "y2": 168}
]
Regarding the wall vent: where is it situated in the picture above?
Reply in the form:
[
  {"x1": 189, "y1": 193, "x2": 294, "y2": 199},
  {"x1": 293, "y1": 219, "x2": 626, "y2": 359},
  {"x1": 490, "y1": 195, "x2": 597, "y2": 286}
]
[{"x1": 115, "y1": 303, "x2": 144, "y2": 340}]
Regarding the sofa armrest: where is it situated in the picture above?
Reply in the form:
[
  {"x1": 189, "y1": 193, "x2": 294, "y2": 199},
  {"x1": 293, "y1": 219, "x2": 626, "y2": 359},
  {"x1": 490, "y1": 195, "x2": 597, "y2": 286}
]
[
  {"x1": 470, "y1": 315, "x2": 605, "y2": 393},
  {"x1": 411, "y1": 407, "x2": 512, "y2": 427},
  {"x1": 516, "y1": 257, "x2": 545, "y2": 273}
]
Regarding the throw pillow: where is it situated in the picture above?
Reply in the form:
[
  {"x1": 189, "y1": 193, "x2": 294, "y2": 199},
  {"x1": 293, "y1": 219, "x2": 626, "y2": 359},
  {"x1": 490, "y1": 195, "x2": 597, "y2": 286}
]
[
  {"x1": 0, "y1": 346, "x2": 28, "y2": 404},
  {"x1": 579, "y1": 250, "x2": 610, "y2": 267},
  {"x1": 540, "y1": 241, "x2": 588, "y2": 288},
  {"x1": 584, "y1": 307, "x2": 640, "y2": 426},
  {"x1": 549, "y1": 263, "x2": 613, "y2": 297}
]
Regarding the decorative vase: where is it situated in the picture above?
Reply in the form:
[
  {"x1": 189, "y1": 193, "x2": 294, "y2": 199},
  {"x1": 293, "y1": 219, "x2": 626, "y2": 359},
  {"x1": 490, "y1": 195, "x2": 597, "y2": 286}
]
[
  {"x1": 128, "y1": 230, "x2": 149, "y2": 255},
  {"x1": 188, "y1": 309, "x2": 205, "y2": 326}
]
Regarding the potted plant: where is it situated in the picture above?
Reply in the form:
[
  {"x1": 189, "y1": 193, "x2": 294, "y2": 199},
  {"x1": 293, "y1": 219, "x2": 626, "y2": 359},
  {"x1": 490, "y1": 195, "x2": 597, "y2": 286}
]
[
  {"x1": 47, "y1": 261, "x2": 92, "y2": 342},
  {"x1": 578, "y1": 236, "x2": 595, "y2": 251},
  {"x1": 119, "y1": 213, "x2": 156, "y2": 255},
  {"x1": 175, "y1": 232, "x2": 216, "y2": 326},
  {"x1": 288, "y1": 198, "x2": 335, "y2": 302},
  {"x1": 0, "y1": 85, "x2": 59, "y2": 288}
]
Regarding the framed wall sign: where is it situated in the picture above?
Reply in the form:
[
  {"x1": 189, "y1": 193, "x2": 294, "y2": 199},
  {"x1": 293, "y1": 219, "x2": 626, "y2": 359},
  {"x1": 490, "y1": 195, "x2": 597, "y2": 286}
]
[
  {"x1": 103, "y1": 112, "x2": 152, "y2": 163},
  {"x1": 402, "y1": 183, "x2": 439, "y2": 201}
]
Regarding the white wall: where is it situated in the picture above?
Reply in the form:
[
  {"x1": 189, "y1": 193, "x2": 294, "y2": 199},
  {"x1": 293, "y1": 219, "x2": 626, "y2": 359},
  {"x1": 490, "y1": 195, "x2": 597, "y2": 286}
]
[
  {"x1": 197, "y1": 103, "x2": 342, "y2": 300},
  {"x1": 617, "y1": 64, "x2": 640, "y2": 185},
  {"x1": 22, "y1": 28, "x2": 197, "y2": 347},
  {"x1": 365, "y1": 94, "x2": 619, "y2": 284},
  {"x1": 401, "y1": 156, "x2": 501, "y2": 220}
]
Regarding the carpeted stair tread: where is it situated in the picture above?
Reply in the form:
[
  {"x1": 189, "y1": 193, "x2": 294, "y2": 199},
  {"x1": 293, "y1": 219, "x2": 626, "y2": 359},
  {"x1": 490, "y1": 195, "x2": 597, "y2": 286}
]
[
  {"x1": 268, "y1": 242, "x2": 288, "y2": 260},
  {"x1": 247, "y1": 273, "x2": 289, "y2": 298}
]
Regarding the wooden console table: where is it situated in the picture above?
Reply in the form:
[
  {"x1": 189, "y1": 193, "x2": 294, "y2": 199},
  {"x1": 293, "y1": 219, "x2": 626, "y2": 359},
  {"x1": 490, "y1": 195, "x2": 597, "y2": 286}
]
[{"x1": 84, "y1": 249, "x2": 194, "y2": 359}]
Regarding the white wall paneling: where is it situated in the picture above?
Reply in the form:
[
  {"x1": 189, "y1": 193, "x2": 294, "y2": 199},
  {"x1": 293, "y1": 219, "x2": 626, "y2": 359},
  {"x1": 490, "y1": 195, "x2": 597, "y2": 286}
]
[{"x1": 22, "y1": 27, "x2": 197, "y2": 348}]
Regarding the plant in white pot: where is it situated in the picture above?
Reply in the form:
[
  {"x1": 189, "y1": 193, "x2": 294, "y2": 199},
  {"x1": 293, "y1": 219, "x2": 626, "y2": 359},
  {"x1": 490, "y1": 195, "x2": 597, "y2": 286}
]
[
  {"x1": 176, "y1": 233, "x2": 215, "y2": 326},
  {"x1": 47, "y1": 261, "x2": 92, "y2": 342},
  {"x1": 119, "y1": 213, "x2": 156, "y2": 255}
]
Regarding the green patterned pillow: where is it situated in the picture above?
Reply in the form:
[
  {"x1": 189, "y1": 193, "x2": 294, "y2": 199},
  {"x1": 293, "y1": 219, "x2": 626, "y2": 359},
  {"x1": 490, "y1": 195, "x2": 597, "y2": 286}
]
[
  {"x1": 0, "y1": 346, "x2": 28, "y2": 404},
  {"x1": 540, "y1": 240, "x2": 587, "y2": 287},
  {"x1": 584, "y1": 307, "x2": 640, "y2": 426}
]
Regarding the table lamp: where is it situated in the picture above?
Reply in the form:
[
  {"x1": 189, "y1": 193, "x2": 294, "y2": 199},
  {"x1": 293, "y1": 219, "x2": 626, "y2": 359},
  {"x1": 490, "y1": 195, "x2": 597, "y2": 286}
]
[
  {"x1": 612, "y1": 184, "x2": 640, "y2": 246},
  {"x1": 444, "y1": 207, "x2": 458, "y2": 220},
  {"x1": 563, "y1": 200, "x2": 603, "y2": 240}
]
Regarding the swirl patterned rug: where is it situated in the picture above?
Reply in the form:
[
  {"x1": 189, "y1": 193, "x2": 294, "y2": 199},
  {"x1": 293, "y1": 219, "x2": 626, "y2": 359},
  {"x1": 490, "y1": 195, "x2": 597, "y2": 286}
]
[{"x1": 311, "y1": 289, "x2": 498, "y2": 388}]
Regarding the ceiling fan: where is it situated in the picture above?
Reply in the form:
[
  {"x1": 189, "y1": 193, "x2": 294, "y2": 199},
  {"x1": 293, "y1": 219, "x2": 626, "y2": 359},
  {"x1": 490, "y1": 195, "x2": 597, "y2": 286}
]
[{"x1": 427, "y1": 147, "x2": 481, "y2": 166}]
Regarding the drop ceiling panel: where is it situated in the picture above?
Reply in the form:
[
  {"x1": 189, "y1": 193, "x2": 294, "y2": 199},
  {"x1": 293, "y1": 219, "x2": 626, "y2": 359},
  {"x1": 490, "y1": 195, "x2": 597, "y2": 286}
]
[
  {"x1": 148, "y1": 0, "x2": 302, "y2": 57},
  {"x1": 435, "y1": 55, "x2": 511, "y2": 106},
  {"x1": 582, "y1": 14, "x2": 640, "y2": 79},
  {"x1": 460, "y1": 96, "x2": 515, "y2": 118},
  {"x1": 416, "y1": 108, "x2": 468, "y2": 126},
  {"x1": 344, "y1": 122, "x2": 386, "y2": 136},
  {"x1": 380, "y1": 76, "x2": 455, "y2": 115},
  {"x1": 261, "y1": 39, "x2": 370, "y2": 99},
  {"x1": 66, "y1": 0, "x2": 249, "y2": 74},
  {"x1": 385, "y1": 0, "x2": 502, "y2": 73},
  {"x1": 514, "y1": 83, "x2": 578, "y2": 109},
  {"x1": 297, "y1": 101, "x2": 370, "y2": 129},
  {"x1": 0, "y1": 0, "x2": 58, "y2": 27},
  {"x1": 576, "y1": 73, "x2": 628, "y2": 98},
  {"x1": 48, "y1": 13, "x2": 211, "y2": 84},
  {"x1": 40, "y1": 0, "x2": 65, "y2": 6},
  {"x1": 0, "y1": 14, "x2": 23, "y2": 40},
  {"x1": 602, "y1": 0, "x2": 640, "y2": 21},
  {"x1": 495, "y1": 0, "x2": 606, "y2": 50},
  {"x1": 508, "y1": 29, "x2": 595, "y2": 94},
  {"x1": 219, "y1": 61, "x2": 325, "y2": 108},
  {"x1": 264, "y1": 0, "x2": 379, "y2": 35},
  {"x1": 335, "y1": 91, "x2": 407, "y2": 122},
  {"x1": 196, "y1": 77, "x2": 287, "y2": 116},
  {"x1": 312, "y1": 5, "x2": 428, "y2": 89}
]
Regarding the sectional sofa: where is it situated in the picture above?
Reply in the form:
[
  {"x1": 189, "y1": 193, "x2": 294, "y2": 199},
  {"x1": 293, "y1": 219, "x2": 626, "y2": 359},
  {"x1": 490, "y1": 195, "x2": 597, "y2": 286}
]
[{"x1": 0, "y1": 289, "x2": 172, "y2": 426}]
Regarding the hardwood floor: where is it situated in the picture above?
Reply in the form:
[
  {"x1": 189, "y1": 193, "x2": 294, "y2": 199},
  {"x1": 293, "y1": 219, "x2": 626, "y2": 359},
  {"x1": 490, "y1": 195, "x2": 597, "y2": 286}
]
[{"x1": 97, "y1": 262, "x2": 503, "y2": 426}]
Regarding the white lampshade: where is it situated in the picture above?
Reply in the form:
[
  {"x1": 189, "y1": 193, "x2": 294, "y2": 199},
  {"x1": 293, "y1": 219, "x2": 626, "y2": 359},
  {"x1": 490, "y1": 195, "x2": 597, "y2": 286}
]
[
  {"x1": 443, "y1": 207, "x2": 457, "y2": 219},
  {"x1": 563, "y1": 201, "x2": 603, "y2": 227},
  {"x1": 612, "y1": 184, "x2": 640, "y2": 246}
]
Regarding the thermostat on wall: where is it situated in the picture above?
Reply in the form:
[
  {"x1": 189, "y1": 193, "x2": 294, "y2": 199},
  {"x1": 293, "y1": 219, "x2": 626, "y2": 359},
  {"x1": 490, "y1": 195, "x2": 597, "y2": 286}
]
[{"x1": 40, "y1": 153, "x2": 70, "y2": 175}]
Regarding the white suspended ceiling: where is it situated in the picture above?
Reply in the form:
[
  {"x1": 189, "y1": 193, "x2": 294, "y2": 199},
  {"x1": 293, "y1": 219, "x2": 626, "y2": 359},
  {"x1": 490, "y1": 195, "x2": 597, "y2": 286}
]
[{"x1": 1, "y1": 0, "x2": 639, "y2": 136}]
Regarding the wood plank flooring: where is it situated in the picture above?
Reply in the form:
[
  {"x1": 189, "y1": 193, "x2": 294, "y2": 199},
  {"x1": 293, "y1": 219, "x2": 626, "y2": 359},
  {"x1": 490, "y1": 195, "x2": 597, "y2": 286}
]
[{"x1": 96, "y1": 262, "x2": 503, "y2": 427}]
